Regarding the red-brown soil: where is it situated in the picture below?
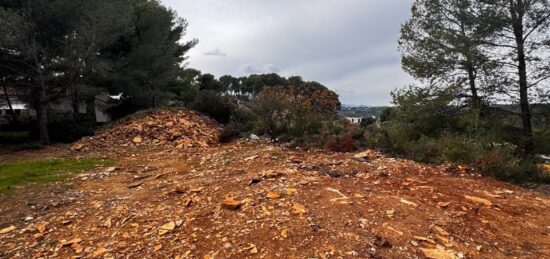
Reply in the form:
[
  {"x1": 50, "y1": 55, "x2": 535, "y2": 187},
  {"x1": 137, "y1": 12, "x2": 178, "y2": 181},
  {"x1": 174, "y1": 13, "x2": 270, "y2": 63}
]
[{"x1": 1, "y1": 140, "x2": 549, "y2": 259}]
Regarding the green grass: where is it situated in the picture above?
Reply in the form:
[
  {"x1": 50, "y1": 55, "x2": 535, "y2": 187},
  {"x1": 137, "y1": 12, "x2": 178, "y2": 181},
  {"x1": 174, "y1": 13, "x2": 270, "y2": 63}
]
[{"x1": 0, "y1": 158, "x2": 114, "y2": 193}]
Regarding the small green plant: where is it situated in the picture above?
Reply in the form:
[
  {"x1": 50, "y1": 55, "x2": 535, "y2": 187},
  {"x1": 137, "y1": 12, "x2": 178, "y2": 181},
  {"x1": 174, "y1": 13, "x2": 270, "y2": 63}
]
[{"x1": 0, "y1": 158, "x2": 114, "y2": 193}]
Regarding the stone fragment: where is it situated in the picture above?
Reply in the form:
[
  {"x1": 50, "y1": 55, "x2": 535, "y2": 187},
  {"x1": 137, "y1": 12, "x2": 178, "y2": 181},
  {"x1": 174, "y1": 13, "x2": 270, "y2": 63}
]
[
  {"x1": 292, "y1": 203, "x2": 306, "y2": 214},
  {"x1": 421, "y1": 247, "x2": 457, "y2": 259},
  {"x1": 159, "y1": 221, "x2": 176, "y2": 236},
  {"x1": 133, "y1": 136, "x2": 143, "y2": 143},
  {"x1": 266, "y1": 191, "x2": 281, "y2": 199},
  {"x1": 464, "y1": 195, "x2": 492, "y2": 206},
  {"x1": 0, "y1": 226, "x2": 16, "y2": 234},
  {"x1": 222, "y1": 198, "x2": 241, "y2": 210}
]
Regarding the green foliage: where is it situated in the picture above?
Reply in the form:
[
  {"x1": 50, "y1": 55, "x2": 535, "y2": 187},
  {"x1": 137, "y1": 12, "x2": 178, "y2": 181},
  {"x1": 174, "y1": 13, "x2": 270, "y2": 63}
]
[
  {"x1": 0, "y1": 158, "x2": 114, "y2": 193},
  {"x1": 360, "y1": 117, "x2": 376, "y2": 128},
  {"x1": 0, "y1": 0, "x2": 196, "y2": 143},
  {"x1": 192, "y1": 91, "x2": 233, "y2": 124},
  {"x1": 103, "y1": 0, "x2": 197, "y2": 113},
  {"x1": 362, "y1": 84, "x2": 549, "y2": 183},
  {"x1": 161, "y1": 72, "x2": 341, "y2": 145},
  {"x1": 45, "y1": 114, "x2": 97, "y2": 143},
  {"x1": 0, "y1": 131, "x2": 30, "y2": 143},
  {"x1": 389, "y1": 1, "x2": 550, "y2": 181},
  {"x1": 250, "y1": 86, "x2": 332, "y2": 142}
]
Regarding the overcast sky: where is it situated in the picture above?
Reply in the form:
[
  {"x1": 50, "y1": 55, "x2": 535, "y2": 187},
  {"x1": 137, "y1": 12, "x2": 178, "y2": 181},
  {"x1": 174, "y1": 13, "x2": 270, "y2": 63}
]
[{"x1": 161, "y1": 0, "x2": 415, "y2": 106}]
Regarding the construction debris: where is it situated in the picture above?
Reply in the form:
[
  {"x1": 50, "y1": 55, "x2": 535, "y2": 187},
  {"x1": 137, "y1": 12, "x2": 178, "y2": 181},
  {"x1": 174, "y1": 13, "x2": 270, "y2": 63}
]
[{"x1": 72, "y1": 109, "x2": 222, "y2": 151}]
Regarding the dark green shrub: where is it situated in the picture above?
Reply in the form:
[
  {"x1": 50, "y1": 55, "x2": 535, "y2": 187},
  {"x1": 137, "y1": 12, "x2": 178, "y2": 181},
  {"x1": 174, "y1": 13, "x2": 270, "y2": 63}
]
[
  {"x1": 29, "y1": 114, "x2": 97, "y2": 143},
  {"x1": 192, "y1": 91, "x2": 233, "y2": 124},
  {"x1": 0, "y1": 131, "x2": 31, "y2": 143},
  {"x1": 534, "y1": 129, "x2": 550, "y2": 154}
]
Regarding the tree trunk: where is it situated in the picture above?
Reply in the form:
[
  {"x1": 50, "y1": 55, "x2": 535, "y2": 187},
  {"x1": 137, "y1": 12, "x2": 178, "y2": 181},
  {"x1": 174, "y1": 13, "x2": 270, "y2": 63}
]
[
  {"x1": 37, "y1": 82, "x2": 50, "y2": 145},
  {"x1": 71, "y1": 88, "x2": 80, "y2": 120},
  {"x1": 1, "y1": 82, "x2": 18, "y2": 124},
  {"x1": 86, "y1": 96, "x2": 96, "y2": 122},
  {"x1": 510, "y1": 0, "x2": 534, "y2": 153},
  {"x1": 467, "y1": 66, "x2": 481, "y2": 109},
  {"x1": 516, "y1": 45, "x2": 533, "y2": 153}
]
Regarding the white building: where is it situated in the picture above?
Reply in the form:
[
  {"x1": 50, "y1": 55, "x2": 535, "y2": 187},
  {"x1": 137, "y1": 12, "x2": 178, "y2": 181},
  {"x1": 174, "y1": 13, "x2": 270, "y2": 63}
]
[
  {"x1": 0, "y1": 88, "x2": 114, "y2": 123},
  {"x1": 345, "y1": 117, "x2": 363, "y2": 124}
]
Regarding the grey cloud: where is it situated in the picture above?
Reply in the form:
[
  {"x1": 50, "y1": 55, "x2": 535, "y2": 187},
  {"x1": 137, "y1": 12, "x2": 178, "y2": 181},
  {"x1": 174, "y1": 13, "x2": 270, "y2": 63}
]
[
  {"x1": 204, "y1": 48, "x2": 226, "y2": 57},
  {"x1": 162, "y1": 0, "x2": 415, "y2": 105},
  {"x1": 242, "y1": 64, "x2": 262, "y2": 74}
]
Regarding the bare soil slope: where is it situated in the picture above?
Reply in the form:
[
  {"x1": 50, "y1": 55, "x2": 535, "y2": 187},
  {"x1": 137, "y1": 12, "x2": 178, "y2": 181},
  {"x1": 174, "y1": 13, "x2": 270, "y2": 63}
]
[{"x1": 1, "y1": 139, "x2": 549, "y2": 259}]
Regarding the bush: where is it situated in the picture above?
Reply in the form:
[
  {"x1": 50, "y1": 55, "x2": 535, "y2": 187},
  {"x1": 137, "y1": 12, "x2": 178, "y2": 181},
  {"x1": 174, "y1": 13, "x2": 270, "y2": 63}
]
[
  {"x1": 534, "y1": 129, "x2": 550, "y2": 154},
  {"x1": 107, "y1": 99, "x2": 147, "y2": 121},
  {"x1": 0, "y1": 131, "x2": 31, "y2": 143},
  {"x1": 324, "y1": 134, "x2": 361, "y2": 152},
  {"x1": 319, "y1": 119, "x2": 364, "y2": 152},
  {"x1": 251, "y1": 86, "x2": 332, "y2": 142},
  {"x1": 192, "y1": 91, "x2": 233, "y2": 124},
  {"x1": 29, "y1": 113, "x2": 98, "y2": 143},
  {"x1": 362, "y1": 122, "x2": 548, "y2": 183}
]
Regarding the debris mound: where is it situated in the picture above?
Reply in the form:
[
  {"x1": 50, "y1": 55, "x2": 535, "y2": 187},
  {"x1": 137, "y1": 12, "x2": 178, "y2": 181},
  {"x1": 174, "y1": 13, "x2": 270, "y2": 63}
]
[{"x1": 72, "y1": 109, "x2": 222, "y2": 151}]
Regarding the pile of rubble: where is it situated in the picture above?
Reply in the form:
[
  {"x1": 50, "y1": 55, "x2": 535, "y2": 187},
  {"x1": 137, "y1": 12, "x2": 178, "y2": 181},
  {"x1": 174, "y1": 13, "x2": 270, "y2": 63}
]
[{"x1": 72, "y1": 109, "x2": 222, "y2": 151}]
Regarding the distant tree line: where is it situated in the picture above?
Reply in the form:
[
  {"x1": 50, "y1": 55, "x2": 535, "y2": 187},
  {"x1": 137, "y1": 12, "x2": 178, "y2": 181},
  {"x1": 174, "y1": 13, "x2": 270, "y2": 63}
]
[
  {"x1": 164, "y1": 71, "x2": 341, "y2": 142},
  {"x1": 166, "y1": 71, "x2": 340, "y2": 104}
]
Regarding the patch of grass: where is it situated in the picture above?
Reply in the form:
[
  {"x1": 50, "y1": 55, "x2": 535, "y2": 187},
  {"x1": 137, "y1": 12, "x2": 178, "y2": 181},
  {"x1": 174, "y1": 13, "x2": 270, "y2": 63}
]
[{"x1": 0, "y1": 158, "x2": 114, "y2": 193}]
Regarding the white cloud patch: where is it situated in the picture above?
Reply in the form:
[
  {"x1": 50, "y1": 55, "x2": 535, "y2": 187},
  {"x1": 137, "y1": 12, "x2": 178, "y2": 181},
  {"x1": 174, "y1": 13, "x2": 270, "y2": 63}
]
[{"x1": 242, "y1": 63, "x2": 281, "y2": 74}]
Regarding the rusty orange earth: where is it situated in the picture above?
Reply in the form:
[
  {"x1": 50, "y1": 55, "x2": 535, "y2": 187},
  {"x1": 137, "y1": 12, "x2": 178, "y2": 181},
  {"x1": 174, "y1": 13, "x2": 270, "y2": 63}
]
[{"x1": 0, "y1": 140, "x2": 549, "y2": 258}]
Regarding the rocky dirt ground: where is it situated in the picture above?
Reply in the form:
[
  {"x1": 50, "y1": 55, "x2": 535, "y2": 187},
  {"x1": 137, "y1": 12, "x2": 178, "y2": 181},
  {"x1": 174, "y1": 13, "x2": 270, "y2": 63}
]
[{"x1": 0, "y1": 140, "x2": 549, "y2": 259}]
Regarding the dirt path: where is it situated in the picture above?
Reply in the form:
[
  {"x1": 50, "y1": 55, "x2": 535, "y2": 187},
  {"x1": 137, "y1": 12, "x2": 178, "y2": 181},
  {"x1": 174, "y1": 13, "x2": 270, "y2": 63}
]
[{"x1": 1, "y1": 141, "x2": 549, "y2": 258}]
